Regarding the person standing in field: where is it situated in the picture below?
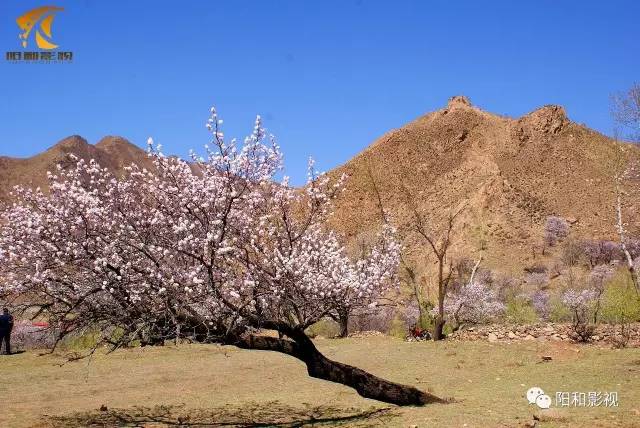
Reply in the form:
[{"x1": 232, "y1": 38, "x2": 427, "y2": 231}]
[{"x1": 0, "y1": 308, "x2": 13, "y2": 355}]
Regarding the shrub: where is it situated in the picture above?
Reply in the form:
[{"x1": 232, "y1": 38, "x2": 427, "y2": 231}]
[
  {"x1": 589, "y1": 265, "x2": 616, "y2": 322},
  {"x1": 544, "y1": 216, "x2": 569, "y2": 247},
  {"x1": 599, "y1": 276, "x2": 640, "y2": 324},
  {"x1": 401, "y1": 301, "x2": 433, "y2": 331},
  {"x1": 531, "y1": 290, "x2": 550, "y2": 320},
  {"x1": 494, "y1": 274, "x2": 522, "y2": 302},
  {"x1": 350, "y1": 306, "x2": 396, "y2": 334},
  {"x1": 547, "y1": 295, "x2": 572, "y2": 322},
  {"x1": 561, "y1": 238, "x2": 585, "y2": 267},
  {"x1": 387, "y1": 316, "x2": 409, "y2": 339},
  {"x1": 474, "y1": 268, "x2": 494, "y2": 286},
  {"x1": 589, "y1": 265, "x2": 616, "y2": 289},
  {"x1": 504, "y1": 296, "x2": 539, "y2": 324},
  {"x1": 443, "y1": 281, "x2": 505, "y2": 330},
  {"x1": 581, "y1": 240, "x2": 621, "y2": 267},
  {"x1": 562, "y1": 288, "x2": 598, "y2": 342},
  {"x1": 525, "y1": 272, "x2": 550, "y2": 289},
  {"x1": 305, "y1": 319, "x2": 340, "y2": 338},
  {"x1": 60, "y1": 328, "x2": 111, "y2": 351}
]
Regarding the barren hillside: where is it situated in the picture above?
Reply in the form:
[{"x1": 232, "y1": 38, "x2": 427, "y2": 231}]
[
  {"x1": 0, "y1": 136, "x2": 151, "y2": 201},
  {"x1": 327, "y1": 96, "x2": 640, "y2": 274}
]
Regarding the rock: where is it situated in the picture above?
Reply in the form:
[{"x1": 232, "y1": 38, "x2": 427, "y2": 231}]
[
  {"x1": 508, "y1": 331, "x2": 517, "y2": 339},
  {"x1": 488, "y1": 333, "x2": 498, "y2": 342},
  {"x1": 525, "y1": 335, "x2": 535, "y2": 340},
  {"x1": 541, "y1": 355, "x2": 553, "y2": 361},
  {"x1": 447, "y1": 95, "x2": 472, "y2": 109}
]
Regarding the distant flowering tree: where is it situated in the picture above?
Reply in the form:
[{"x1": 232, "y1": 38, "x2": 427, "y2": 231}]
[
  {"x1": 562, "y1": 288, "x2": 598, "y2": 341},
  {"x1": 531, "y1": 290, "x2": 550, "y2": 320},
  {"x1": 440, "y1": 281, "x2": 505, "y2": 331},
  {"x1": 589, "y1": 265, "x2": 615, "y2": 290},
  {"x1": 0, "y1": 108, "x2": 440, "y2": 406},
  {"x1": 581, "y1": 240, "x2": 621, "y2": 267},
  {"x1": 525, "y1": 272, "x2": 550, "y2": 289},
  {"x1": 589, "y1": 264, "x2": 615, "y2": 323},
  {"x1": 544, "y1": 216, "x2": 570, "y2": 247},
  {"x1": 327, "y1": 228, "x2": 401, "y2": 338}
]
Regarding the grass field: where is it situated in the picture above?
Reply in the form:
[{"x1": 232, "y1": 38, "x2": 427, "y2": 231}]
[{"x1": 0, "y1": 337, "x2": 639, "y2": 427}]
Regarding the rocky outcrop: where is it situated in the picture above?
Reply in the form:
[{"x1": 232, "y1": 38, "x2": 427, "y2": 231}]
[{"x1": 514, "y1": 105, "x2": 568, "y2": 143}]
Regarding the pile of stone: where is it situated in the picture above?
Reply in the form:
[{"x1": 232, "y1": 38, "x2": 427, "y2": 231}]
[{"x1": 447, "y1": 322, "x2": 640, "y2": 346}]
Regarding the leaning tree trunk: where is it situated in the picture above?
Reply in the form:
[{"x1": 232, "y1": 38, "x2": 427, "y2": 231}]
[{"x1": 234, "y1": 330, "x2": 445, "y2": 406}]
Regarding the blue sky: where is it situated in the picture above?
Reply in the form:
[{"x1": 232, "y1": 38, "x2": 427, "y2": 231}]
[{"x1": 1, "y1": 0, "x2": 638, "y2": 183}]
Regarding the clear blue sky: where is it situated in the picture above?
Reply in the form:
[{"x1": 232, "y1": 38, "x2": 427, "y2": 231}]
[{"x1": 1, "y1": 0, "x2": 638, "y2": 183}]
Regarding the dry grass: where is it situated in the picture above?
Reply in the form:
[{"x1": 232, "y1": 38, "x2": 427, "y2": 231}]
[{"x1": 0, "y1": 337, "x2": 638, "y2": 427}]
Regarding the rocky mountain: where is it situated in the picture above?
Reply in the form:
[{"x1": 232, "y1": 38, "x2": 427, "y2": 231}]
[
  {"x1": 326, "y1": 96, "x2": 640, "y2": 274},
  {"x1": 1, "y1": 97, "x2": 638, "y2": 275},
  {"x1": 0, "y1": 135, "x2": 152, "y2": 201}
]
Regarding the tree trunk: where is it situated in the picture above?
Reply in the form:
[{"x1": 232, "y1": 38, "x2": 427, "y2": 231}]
[
  {"x1": 433, "y1": 317, "x2": 445, "y2": 341},
  {"x1": 234, "y1": 332, "x2": 444, "y2": 406},
  {"x1": 433, "y1": 277, "x2": 446, "y2": 341},
  {"x1": 338, "y1": 309, "x2": 349, "y2": 338}
]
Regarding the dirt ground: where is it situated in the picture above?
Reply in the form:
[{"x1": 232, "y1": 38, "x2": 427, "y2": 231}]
[{"x1": 0, "y1": 337, "x2": 638, "y2": 427}]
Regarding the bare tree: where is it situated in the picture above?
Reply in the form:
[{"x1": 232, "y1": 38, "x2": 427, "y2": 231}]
[
  {"x1": 400, "y1": 184, "x2": 464, "y2": 340},
  {"x1": 611, "y1": 85, "x2": 640, "y2": 292},
  {"x1": 399, "y1": 255, "x2": 431, "y2": 328},
  {"x1": 611, "y1": 83, "x2": 640, "y2": 143},
  {"x1": 543, "y1": 216, "x2": 570, "y2": 248}
]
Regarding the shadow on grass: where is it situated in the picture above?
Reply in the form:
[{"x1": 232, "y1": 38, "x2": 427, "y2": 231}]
[{"x1": 44, "y1": 402, "x2": 398, "y2": 427}]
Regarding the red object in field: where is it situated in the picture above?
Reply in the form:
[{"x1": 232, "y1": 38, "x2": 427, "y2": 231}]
[{"x1": 31, "y1": 322, "x2": 49, "y2": 328}]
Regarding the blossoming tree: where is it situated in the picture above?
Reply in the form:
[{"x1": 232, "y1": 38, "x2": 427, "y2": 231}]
[
  {"x1": 442, "y1": 281, "x2": 505, "y2": 331},
  {"x1": 0, "y1": 108, "x2": 443, "y2": 406}
]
